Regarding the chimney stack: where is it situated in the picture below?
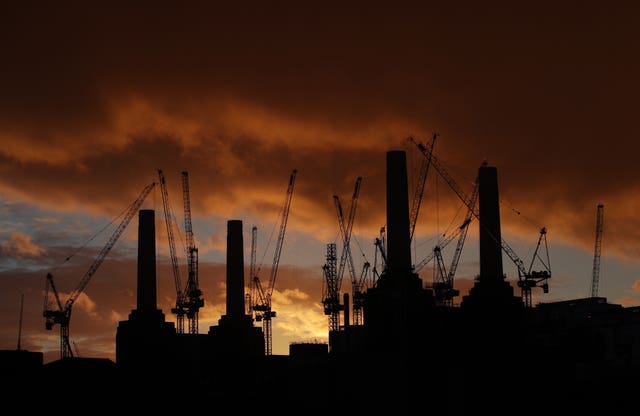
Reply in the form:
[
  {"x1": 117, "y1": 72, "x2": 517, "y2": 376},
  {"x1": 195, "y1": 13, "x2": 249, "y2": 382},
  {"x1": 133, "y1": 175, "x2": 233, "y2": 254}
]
[
  {"x1": 226, "y1": 219, "x2": 246, "y2": 318},
  {"x1": 386, "y1": 150, "x2": 412, "y2": 279},
  {"x1": 478, "y1": 165, "x2": 505, "y2": 284},
  {"x1": 136, "y1": 209, "x2": 157, "y2": 312},
  {"x1": 462, "y1": 164, "x2": 521, "y2": 310}
]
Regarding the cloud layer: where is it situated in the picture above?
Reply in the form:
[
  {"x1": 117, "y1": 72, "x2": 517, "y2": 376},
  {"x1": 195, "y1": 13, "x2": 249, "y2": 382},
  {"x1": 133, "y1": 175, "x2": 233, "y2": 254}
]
[{"x1": 2, "y1": 3, "x2": 640, "y2": 361}]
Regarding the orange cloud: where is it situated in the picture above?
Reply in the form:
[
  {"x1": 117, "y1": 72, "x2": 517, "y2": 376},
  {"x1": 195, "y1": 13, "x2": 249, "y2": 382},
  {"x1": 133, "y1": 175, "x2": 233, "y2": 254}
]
[
  {"x1": 616, "y1": 296, "x2": 640, "y2": 308},
  {"x1": 1, "y1": 232, "x2": 44, "y2": 257},
  {"x1": 2, "y1": 1, "x2": 640, "y2": 364}
]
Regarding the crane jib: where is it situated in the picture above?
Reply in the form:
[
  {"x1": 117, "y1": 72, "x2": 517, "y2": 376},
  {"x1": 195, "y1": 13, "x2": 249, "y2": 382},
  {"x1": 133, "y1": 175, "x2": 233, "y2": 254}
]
[{"x1": 43, "y1": 181, "x2": 156, "y2": 359}]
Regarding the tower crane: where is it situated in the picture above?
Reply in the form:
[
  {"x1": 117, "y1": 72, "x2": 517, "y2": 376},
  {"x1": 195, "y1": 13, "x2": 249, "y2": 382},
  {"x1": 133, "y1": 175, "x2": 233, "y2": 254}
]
[
  {"x1": 373, "y1": 226, "x2": 387, "y2": 282},
  {"x1": 354, "y1": 260, "x2": 371, "y2": 313},
  {"x1": 337, "y1": 178, "x2": 366, "y2": 325},
  {"x1": 252, "y1": 169, "x2": 297, "y2": 355},
  {"x1": 409, "y1": 136, "x2": 551, "y2": 308},
  {"x1": 428, "y1": 180, "x2": 478, "y2": 306},
  {"x1": 158, "y1": 169, "x2": 186, "y2": 334},
  {"x1": 590, "y1": 204, "x2": 604, "y2": 298},
  {"x1": 43, "y1": 181, "x2": 156, "y2": 359},
  {"x1": 246, "y1": 225, "x2": 258, "y2": 316},
  {"x1": 409, "y1": 133, "x2": 438, "y2": 243},
  {"x1": 432, "y1": 246, "x2": 450, "y2": 305},
  {"x1": 181, "y1": 171, "x2": 204, "y2": 334},
  {"x1": 518, "y1": 227, "x2": 551, "y2": 307},
  {"x1": 413, "y1": 214, "x2": 472, "y2": 273},
  {"x1": 321, "y1": 242, "x2": 340, "y2": 332},
  {"x1": 446, "y1": 181, "x2": 478, "y2": 284}
]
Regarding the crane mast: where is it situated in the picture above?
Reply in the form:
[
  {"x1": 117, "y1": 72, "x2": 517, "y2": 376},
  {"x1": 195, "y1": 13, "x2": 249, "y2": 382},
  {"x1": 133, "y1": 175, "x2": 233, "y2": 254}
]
[
  {"x1": 182, "y1": 171, "x2": 203, "y2": 334},
  {"x1": 590, "y1": 204, "x2": 604, "y2": 298},
  {"x1": 158, "y1": 169, "x2": 186, "y2": 334},
  {"x1": 334, "y1": 177, "x2": 363, "y2": 325},
  {"x1": 246, "y1": 225, "x2": 258, "y2": 316},
  {"x1": 253, "y1": 169, "x2": 297, "y2": 355},
  {"x1": 321, "y1": 243, "x2": 340, "y2": 332},
  {"x1": 409, "y1": 133, "x2": 437, "y2": 243},
  {"x1": 43, "y1": 181, "x2": 156, "y2": 359}
]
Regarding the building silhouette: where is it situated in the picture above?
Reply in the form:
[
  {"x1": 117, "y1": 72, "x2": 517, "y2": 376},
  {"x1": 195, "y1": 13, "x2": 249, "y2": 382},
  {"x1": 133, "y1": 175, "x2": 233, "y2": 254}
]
[{"x1": 4, "y1": 148, "x2": 640, "y2": 414}]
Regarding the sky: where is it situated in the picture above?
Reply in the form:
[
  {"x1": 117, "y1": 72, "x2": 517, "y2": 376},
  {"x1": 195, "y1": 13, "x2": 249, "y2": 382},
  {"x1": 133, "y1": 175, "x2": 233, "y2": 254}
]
[{"x1": 1, "y1": 2, "x2": 640, "y2": 363}]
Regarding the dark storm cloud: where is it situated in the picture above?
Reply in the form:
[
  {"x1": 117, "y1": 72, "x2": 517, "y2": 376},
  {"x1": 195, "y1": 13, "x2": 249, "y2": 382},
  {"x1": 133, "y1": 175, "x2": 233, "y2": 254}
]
[
  {"x1": 2, "y1": 2, "x2": 634, "y2": 134},
  {"x1": 1, "y1": 2, "x2": 639, "y2": 258}
]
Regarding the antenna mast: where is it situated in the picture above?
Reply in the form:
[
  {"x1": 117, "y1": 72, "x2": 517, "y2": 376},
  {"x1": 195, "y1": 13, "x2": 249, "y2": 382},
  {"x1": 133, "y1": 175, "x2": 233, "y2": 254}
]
[{"x1": 17, "y1": 293, "x2": 24, "y2": 351}]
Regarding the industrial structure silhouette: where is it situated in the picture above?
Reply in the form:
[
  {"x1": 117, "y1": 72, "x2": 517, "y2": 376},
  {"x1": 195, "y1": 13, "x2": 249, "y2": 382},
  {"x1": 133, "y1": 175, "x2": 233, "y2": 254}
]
[{"x1": 3, "y1": 148, "x2": 640, "y2": 414}]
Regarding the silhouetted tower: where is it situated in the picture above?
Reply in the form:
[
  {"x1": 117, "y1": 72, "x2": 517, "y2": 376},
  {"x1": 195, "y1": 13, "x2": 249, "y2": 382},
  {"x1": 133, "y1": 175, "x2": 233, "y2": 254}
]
[
  {"x1": 209, "y1": 220, "x2": 264, "y2": 358},
  {"x1": 591, "y1": 204, "x2": 604, "y2": 298},
  {"x1": 226, "y1": 220, "x2": 246, "y2": 319},
  {"x1": 137, "y1": 209, "x2": 158, "y2": 312},
  {"x1": 479, "y1": 166, "x2": 503, "y2": 281},
  {"x1": 461, "y1": 165, "x2": 522, "y2": 309},
  {"x1": 362, "y1": 150, "x2": 433, "y2": 353},
  {"x1": 116, "y1": 209, "x2": 176, "y2": 371},
  {"x1": 386, "y1": 151, "x2": 413, "y2": 279}
]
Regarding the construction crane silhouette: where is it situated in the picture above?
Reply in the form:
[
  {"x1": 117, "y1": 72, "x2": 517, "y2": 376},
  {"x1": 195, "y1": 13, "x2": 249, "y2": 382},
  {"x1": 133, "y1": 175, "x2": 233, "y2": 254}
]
[
  {"x1": 158, "y1": 169, "x2": 187, "y2": 334},
  {"x1": 181, "y1": 171, "x2": 203, "y2": 334},
  {"x1": 590, "y1": 204, "x2": 604, "y2": 298},
  {"x1": 43, "y1": 181, "x2": 155, "y2": 359},
  {"x1": 252, "y1": 169, "x2": 297, "y2": 355},
  {"x1": 373, "y1": 226, "x2": 387, "y2": 282},
  {"x1": 409, "y1": 136, "x2": 551, "y2": 308},
  {"x1": 409, "y1": 133, "x2": 437, "y2": 243},
  {"x1": 518, "y1": 227, "x2": 551, "y2": 307},
  {"x1": 321, "y1": 242, "x2": 340, "y2": 332},
  {"x1": 322, "y1": 177, "x2": 363, "y2": 329},
  {"x1": 338, "y1": 178, "x2": 366, "y2": 325},
  {"x1": 429, "y1": 180, "x2": 478, "y2": 306},
  {"x1": 246, "y1": 225, "x2": 258, "y2": 317},
  {"x1": 413, "y1": 180, "x2": 477, "y2": 275},
  {"x1": 355, "y1": 261, "x2": 371, "y2": 315}
]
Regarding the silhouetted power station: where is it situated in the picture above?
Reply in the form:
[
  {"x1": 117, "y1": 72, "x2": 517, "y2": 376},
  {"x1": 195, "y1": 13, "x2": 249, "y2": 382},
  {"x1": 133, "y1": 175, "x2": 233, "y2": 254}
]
[{"x1": 4, "y1": 148, "x2": 640, "y2": 413}]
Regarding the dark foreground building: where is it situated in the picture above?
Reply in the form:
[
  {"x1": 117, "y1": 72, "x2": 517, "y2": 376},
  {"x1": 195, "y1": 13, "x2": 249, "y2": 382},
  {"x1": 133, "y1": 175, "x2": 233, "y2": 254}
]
[{"x1": 9, "y1": 149, "x2": 640, "y2": 414}]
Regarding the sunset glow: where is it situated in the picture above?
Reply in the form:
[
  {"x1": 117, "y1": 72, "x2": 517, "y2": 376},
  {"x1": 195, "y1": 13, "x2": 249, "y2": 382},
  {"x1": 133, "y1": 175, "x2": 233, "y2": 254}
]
[{"x1": 2, "y1": 3, "x2": 640, "y2": 363}]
